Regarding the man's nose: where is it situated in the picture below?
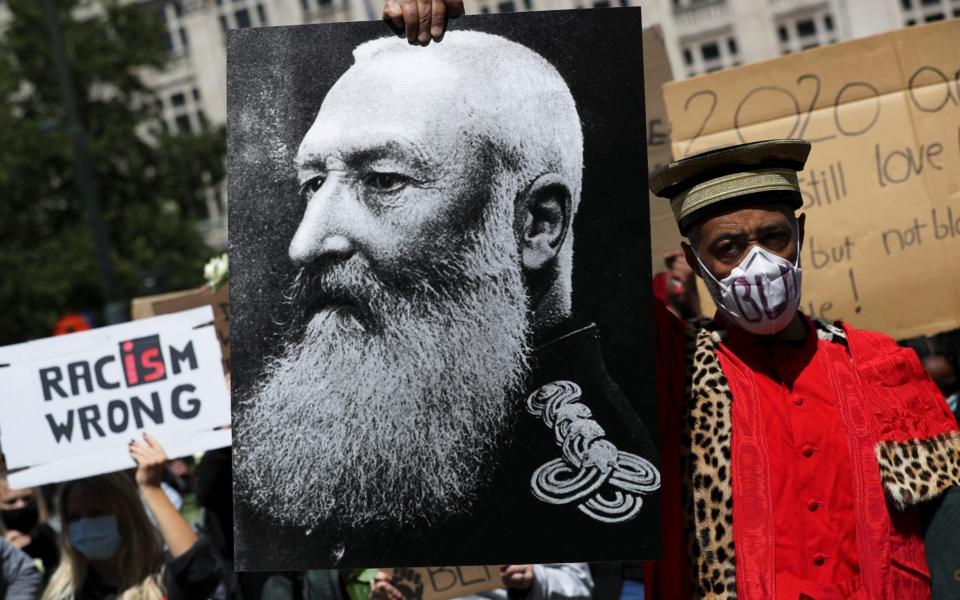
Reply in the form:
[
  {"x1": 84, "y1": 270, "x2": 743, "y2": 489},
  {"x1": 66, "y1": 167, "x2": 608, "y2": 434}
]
[{"x1": 289, "y1": 176, "x2": 359, "y2": 264}]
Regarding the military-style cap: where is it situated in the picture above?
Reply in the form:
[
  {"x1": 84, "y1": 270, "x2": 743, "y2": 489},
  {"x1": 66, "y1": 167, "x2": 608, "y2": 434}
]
[{"x1": 649, "y1": 139, "x2": 811, "y2": 233}]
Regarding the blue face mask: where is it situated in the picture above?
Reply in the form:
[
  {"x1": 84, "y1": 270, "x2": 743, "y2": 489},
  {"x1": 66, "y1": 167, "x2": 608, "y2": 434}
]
[{"x1": 68, "y1": 514, "x2": 120, "y2": 561}]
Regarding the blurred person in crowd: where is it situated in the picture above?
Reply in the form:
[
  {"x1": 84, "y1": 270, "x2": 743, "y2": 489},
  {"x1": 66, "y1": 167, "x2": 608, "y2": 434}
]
[
  {"x1": 653, "y1": 250, "x2": 702, "y2": 321},
  {"x1": 923, "y1": 351, "x2": 959, "y2": 422},
  {"x1": 0, "y1": 477, "x2": 60, "y2": 577},
  {"x1": 1, "y1": 535, "x2": 42, "y2": 599},
  {"x1": 369, "y1": 564, "x2": 592, "y2": 600},
  {"x1": 42, "y1": 433, "x2": 222, "y2": 600}
]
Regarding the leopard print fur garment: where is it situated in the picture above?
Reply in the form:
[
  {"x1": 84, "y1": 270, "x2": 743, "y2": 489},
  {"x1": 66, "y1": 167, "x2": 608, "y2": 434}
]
[
  {"x1": 875, "y1": 431, "x2": 960, "y2": 510},
  {"x1": 682, "y1": 319, "x2": 736, "y2": 600}
]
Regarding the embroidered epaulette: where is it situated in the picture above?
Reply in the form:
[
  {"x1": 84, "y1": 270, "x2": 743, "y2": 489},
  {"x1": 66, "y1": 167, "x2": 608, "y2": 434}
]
[{"x1": 525, "y1": 380, "x2": 660, "y2": 523}]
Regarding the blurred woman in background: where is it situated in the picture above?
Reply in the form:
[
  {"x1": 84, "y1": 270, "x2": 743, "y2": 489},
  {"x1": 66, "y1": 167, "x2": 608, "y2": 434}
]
[
  {"x1": 42, "y1": 433, "x2": 221, "y2": 600},
  {"x1": 0, "y1": 478, "x2": 60, "y2": 578}
]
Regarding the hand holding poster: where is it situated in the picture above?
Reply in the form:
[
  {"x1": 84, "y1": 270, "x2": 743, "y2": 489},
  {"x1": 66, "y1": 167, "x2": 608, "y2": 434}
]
[
  {"x1": 0, "y1": 307, "x2": 230, "y2": 489},
  {"x1": 663, "y1": 19, "x2": 960, "y2": 339}
]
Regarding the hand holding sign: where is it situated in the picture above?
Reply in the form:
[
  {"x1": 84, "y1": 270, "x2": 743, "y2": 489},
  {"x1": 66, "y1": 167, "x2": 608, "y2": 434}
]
[
  {"x1": 371, "y1": 571, "x2": 406, "y2": 600},
  {"x1": 500, "y1": 565, "x2": 534, "y2": 591},
  {"x1": 128, "y1": 432, "x2": 199, "y2": 558},
  {"x1": 129, "y1": 432, "x2": 167, "y2": 489}
]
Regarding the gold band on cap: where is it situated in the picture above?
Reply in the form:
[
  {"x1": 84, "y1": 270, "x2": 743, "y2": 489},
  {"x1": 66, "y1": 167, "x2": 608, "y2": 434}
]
[{"x1": 670, "y1": 168, "x2": 801, "y2": 223}]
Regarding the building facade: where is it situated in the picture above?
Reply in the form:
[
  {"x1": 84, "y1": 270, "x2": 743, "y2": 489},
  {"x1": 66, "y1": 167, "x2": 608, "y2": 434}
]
[{"x1": 3, "y1": 0, "x2": 956, "y2": 248}]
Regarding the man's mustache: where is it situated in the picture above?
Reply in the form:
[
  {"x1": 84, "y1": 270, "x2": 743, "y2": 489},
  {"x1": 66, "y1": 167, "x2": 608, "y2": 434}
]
[{"x1": 286, "y1": 257, "x2": 388, "y2": 330}]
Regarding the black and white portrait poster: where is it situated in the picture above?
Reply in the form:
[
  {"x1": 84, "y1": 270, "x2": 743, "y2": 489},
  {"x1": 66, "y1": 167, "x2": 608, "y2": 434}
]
[{"x1": 228, "y1": 7, "x2": 659, "y2": 570}]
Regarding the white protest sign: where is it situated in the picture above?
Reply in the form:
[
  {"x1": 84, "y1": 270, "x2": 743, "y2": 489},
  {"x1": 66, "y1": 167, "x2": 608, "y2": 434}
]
[{"x1": 0, "y1": 307, "x2": 230, "y2": 488}]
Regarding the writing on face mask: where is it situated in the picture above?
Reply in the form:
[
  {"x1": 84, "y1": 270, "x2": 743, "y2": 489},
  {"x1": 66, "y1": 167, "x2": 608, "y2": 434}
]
[
  {"x1": 694, "y1": 236, "x2": 803, "y2": 336},
  {"x1": 727, "y1": 263, "x2": 801, "y2": 324}
]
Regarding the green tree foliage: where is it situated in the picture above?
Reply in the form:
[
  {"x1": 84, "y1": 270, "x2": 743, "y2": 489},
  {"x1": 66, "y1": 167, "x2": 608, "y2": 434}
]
[{"x1": 0, "y1": 0, "x2": 225, "y2": 344}]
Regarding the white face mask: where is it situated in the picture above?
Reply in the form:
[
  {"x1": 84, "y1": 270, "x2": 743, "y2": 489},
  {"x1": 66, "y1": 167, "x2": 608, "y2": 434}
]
[{"x1": 694, "y1": 242, "x2": 803, "y2": 336}]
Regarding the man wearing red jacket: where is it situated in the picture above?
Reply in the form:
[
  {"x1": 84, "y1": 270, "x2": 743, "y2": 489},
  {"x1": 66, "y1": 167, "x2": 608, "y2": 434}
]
[
  {"x1": 379, "y1": 4, "x2": 960, "y2": 597},
  {"x1": 647, "y1": 139, "x2": 960, "y2": 599}
]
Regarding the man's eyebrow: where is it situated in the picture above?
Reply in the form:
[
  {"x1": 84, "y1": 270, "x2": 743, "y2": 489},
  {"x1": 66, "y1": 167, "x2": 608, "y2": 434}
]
[
  {"x1": 708, "y1": 231, "x2": 746, "y2": 246},
  {"x1": 755, "y1": 222, "x2": 793, "y2": 237},
  {"x1": 295, "y1": 139, "x2": 431, "y2": 172}
]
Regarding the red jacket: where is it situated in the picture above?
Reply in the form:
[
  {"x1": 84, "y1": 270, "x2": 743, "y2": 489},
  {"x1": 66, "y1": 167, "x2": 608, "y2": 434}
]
[{"x1": 647, "y1": 303, "x2": 960, "y2": 599}]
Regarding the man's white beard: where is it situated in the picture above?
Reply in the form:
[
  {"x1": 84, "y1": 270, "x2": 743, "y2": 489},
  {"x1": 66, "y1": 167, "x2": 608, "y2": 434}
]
[{"x1": 235, "y1": 198, "x2": 531, "y2": 530}]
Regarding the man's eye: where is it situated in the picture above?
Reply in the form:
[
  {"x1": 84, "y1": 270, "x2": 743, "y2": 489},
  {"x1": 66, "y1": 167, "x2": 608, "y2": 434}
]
[
  {"x1": 364, "y1": 172, "x2": 409, "y2": 192},
  {"x1": 298, "y1": 176, "x2": 325, "y2": 201},
  {"x1": 716, "y1": 242, "x2": 740, "y2": 258},
  {"x1": 763, "y1": 233, "x2": 790, "y2": 248}
]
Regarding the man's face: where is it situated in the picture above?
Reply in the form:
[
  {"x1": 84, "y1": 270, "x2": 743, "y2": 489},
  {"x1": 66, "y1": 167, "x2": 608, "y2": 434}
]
[
  {"x1": 235, "y1": 52, "x2": 532, "y2": 533},
  {"x1": 290, "y1": 53, "x2": 489, "y2": 304},
  {"x1": 685, "y1": 204, "x2": 803, "y2": 280}
]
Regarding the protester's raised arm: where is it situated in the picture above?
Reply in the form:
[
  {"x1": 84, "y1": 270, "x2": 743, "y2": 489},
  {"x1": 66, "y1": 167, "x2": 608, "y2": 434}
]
[
  {"x1": 129, "y1": 433, "x2": 199, "y2": 558},
  {"x1": 383, "y1": 0, "x2": 464, "y2": 44}
]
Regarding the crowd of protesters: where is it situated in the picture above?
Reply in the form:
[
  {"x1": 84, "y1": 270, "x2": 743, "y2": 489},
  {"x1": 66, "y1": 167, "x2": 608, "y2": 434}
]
[{"x1": 1, "y1": 248, "x2": 955, "y2": 600}]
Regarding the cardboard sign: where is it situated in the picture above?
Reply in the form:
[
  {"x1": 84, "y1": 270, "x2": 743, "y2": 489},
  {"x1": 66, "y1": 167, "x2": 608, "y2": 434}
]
[
  {"x1": 131, "y1": 284, "x2": 230, "y2": 373},
  {"x1": 663, "y1": 19, "x2": 960, "y2": 340},
  {"x1": 643, "y1": 25, "x2": 683, "y2": 274},
  {"x1": 386, "y1": 566, "x2": 500, "y2": 600},
  {"x1": 0, "y1": 307, "x2": 230, "y2": 489}
]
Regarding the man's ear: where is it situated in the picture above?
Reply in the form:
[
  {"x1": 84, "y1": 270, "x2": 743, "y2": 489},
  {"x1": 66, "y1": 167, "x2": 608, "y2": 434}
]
[{"x1": 521, "y1": 174, "x2": 571, "y2": 272}]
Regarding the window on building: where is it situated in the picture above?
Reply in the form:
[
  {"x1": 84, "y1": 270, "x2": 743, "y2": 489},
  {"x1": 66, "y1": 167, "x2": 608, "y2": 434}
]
[
  {"x1": 523, "y1": 0, "x2": 532, "y2": 9},
  {"x1": 171, "y1": 93, "x2": 186, "y2": 108},
  {"x1": 192, "y1": 88, "x2": 201, "y2": 102},
  {"x1": 701, "y1": 41, "x2": 720, "y2": 61},
  {"x1": 179, "y1": 27, "x2": 189, "y2": 49},
  {"x1": 219, "y1": 15, "x2": 228, "y2": 32},
  {"x1": 176, "y1": 114, "x2": 192, "y2": 134},
  {"x1": 682, "y1": 32, "x2": 738, "y2": 77},
  {"x1": 796, "y1": 19, "x2": 816, "y2": 37},
  {"x1": 899, "y1": 0, "x2": 958, "y2": 26},
  {"x1": 594, "y1": 0, "x2": 610, "y2": 7},
  {"x1": 257, "y1": 3, "x2": 267, "y2": 24},
  {"x1": 777, "y1": 10, "x2": 835, "y2": 54},
  {"x1": 497, "y1": 0, "x2": 516, "y2": 11},
  {"x1": 235, "y1": 8, "x2": 251, "y2": 28}
]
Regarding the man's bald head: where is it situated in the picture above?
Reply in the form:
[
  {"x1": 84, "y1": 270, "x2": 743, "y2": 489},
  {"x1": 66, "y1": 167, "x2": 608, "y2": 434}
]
[
  {"x1": 296, "y1": 32, "x2": 584, "y2": 303},
  {"x1": 349, "y1": 31, "x2": 584, "y2": 206}
]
